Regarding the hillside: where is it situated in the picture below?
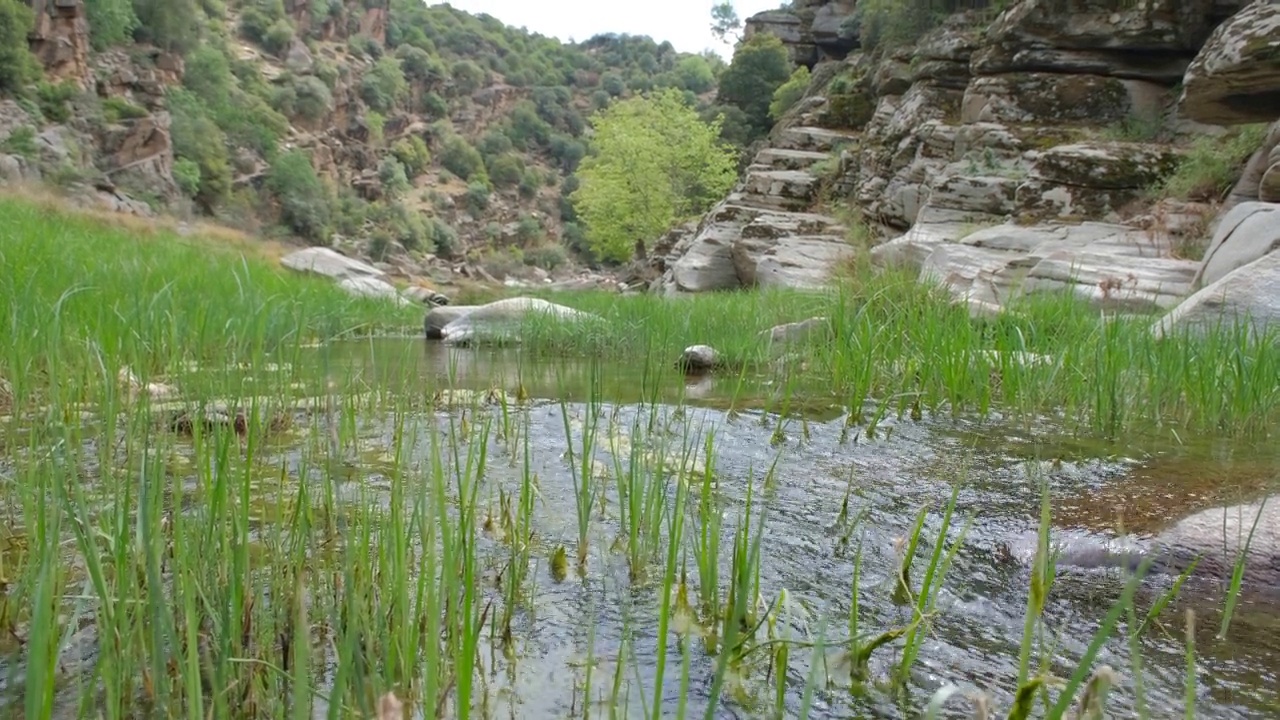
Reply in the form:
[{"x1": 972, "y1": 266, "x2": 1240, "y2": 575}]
[{"x1": 0, "y1": 0, "x2": 752, "y2": 291}]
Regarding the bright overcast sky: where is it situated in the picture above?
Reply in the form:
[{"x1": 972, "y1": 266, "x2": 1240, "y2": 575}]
[{"x1": 425, "y1": 0, "x2": 783, "y2": 59}]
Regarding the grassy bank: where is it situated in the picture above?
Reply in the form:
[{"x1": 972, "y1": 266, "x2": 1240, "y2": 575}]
[
  {"x1": 499, "y1": 269, "x2": 1280, "y2": 440},
  {"x1": 0, "y1": 195, "x2": 420, "y2": 410}
]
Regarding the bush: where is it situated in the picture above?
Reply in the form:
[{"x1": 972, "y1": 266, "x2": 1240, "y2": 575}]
[
  {"x1": 429, "y1": 217, "x2": 458, "y2": 258},
  {"x1": 464, "y1": 181, "x2": 490, "y2": 214},
  {"x1": 84, "y1": 0, "x2": 138, "y2": 50},
  {"x1": 515, "y1": 214, "x2": 542, "y2": 243},
  {"x1": 396, "y1": 44, "x2": 445, "y2": 83},
  {"x1": 167, "y1": 88, "x2": 232, "y2": 210},
  {"x1": 478, "y1": 129, "x2": 514, "y2": 157},
  {"x1": 266, "y1": 149, "x2": 331, "y2": 244},
  {"x1": 132, "y1": 0, "x2": 202, "y2": 54},
  {"x1": 391, "y1": 136, "x2": 431, "y2": 177},
  {"x1": 263, "y1": 18, "x2": 296, "y2": 56},
  {"x1": 377, "y1": 156, "x2": 410, "y2": 198},
  {"x1": 717, "y1": 32, "x2": 792, "y2": 140},
  {"x1": 486, "y1": 153, "x2": 525, "y2": 188},
  {"x1": 769, "y1": 65, "x2": 811, "y2": 121},
  {"x1": 419, "y1": 91, "x2": 448, "y2": 118},
  {"x1": 518, "y1": 169, "x2": 542, "y2": 199},
  {"x1": 361, "y1": 56, "x2": 408, "y2": 113},
  {"x1": 1, "y1": 126, "x2": 36, "y2": 157},
  {"x1": 524, "y1": 244, "x2": 568, "y2": 271},
  {"x1": 102, "y1": 96, "x2": 150, "y2": 122},
  {"x1": 292, "y1": 75, "x2": 334, "y2": 122},
  {"x1": 1159, "y1": 124, "x2": 1269, "y2": 201},
  {"x1": 0, "y1": 0, "x2": 40, "y2": 94},
  {"x1": 440, "y1": 135, "x2": 485, "y2": 180},
  {"x1": 172, "y1": 157, "x2": 202, "y2": 197},
  {"x1": 450, "y1": 59, "x2": 486, "y2": 96},
  {"x1": 35, "y1": 81, "x2": 79, "y2": 123}
]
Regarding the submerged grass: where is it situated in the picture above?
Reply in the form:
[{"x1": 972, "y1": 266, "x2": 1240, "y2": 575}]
[{"x1": 0, "y1": 195, "x2": 1273, "y2": 720}]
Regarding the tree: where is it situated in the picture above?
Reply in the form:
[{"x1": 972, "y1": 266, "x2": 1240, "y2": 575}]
[
  {"x1": 717, "y1": 32, "x2": 791, "y2": 140},
  {"x1": 710, "y1": 1, "x2": 741, "y2": 44},
  {"x1": 0, "y1": 0, "x2": 40, "y2": 93},
  {"x1": 571, "y1": 88, "x2": 737, "y2": 263}
]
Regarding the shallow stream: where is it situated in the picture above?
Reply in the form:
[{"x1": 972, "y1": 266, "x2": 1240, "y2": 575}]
[{"x1": 302, "y1": 339, "x2": 1280, "y2": 718}]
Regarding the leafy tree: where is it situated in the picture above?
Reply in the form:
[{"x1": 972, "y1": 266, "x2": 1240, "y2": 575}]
[
  {"x1": 710, "y1": 1, "x2": 741, "y2": 43},
  {"x1": 361, "y1": 56, "x2": 407, "y2": 113},
  {"x1": 675, "y1": 55, "x2": 715, "y2": 94},
  {"x1": 266, "y1": 149, "x2": 331, "y2": 243},
  {"x1": 167, "y1": 88, "x2": 231, "y2": 210},
  {"x1": 769, "y1": 65, "x2": 810, "y2": 121},
  {"x1": 133, "y1": 0, "x2": 202, "y2": 54},
  {"x1": 571, "y1": 88, "x2": 736, "y2": 263},
  {"x1": 0, "y1": 0, "x2": 41, "y2": 93},
  {"x1": 391, "y1": 136, "x2": 431, "y2": 177},
  {"x1": 717, "y1": 33, "x2": 791, "y2": 140},
  {"x1": 439, "y1": 135, "x2": 485, "y2": 180},
  {"x1": 450, "y1": 59, "x2": 486, "y2": 96},
  {"x1": 84, "y1": 0, "x2": 139, "y2": 49}
]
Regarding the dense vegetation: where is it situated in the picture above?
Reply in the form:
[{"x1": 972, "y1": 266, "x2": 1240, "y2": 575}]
[{"x1": 0, "y1": 0, "x2": 808, "y2": 272}]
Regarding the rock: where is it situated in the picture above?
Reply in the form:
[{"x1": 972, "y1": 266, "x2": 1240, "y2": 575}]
[
  {"x1": 961, "y1": 73, "x2": 1165, "y2": 126},
  {"x1": 97, "y1": 112, "x2": 180, "y2": 200},
  {"x1": 753, "y1": 236, "x2": 857, "y2": 289},
  {"x1": 28, "y1": 0, "x2": 92, "y2": 86},
  {"x1": 1261, "y1": 142, "x2": 1280, "y2": 202},
  {"x1": 281, "y1": 247, "x2": 384, "y2": 280},
  {"x1": 0, "y1": 154, "x2": 39, "y2": 183},
  {"x1": 1180, "y1": 1, "x2": 1280, "y2": 126},
  {"x1": 285, "y1": 38, "x2": 314, "y2": 73},
  {"x1": 440, "y1": 297, "x2": 601, "y2": 346},
  {"x1": 910, "y1": 220, "x2": 1199, "y2": 311},
  {"x1": 337, "y1": 276, "x2": 411, "y2": 306},
  {"x1": 424, "y1": 305, "x2": 478, "y2": 339},
  {"x1": 1193, "y1": 202, "x2": 1280, "y2": 288},
  {"x1": 1010, "y1": 496, "x2": 1280, "y2": 590},
  {"x1": 761, "y1": 317, "x2": 830, "y2": 346},
  {"x1": 1030, "y1": 142, "x2": 1181, "y2": 191},
  {"x1": 676, "y1": 345, "x2": 720, "y2": 374},
  {"x1": 975, "y1": 0, "x2": 1229, "y2": 83},
  {"x1": 1154, "y1": 243, "x2": 1280, "y2": 338}
]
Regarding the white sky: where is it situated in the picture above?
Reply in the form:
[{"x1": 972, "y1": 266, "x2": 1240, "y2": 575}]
[{"x1": 425, "y1": 0, "x2": 783, "y2": 59}]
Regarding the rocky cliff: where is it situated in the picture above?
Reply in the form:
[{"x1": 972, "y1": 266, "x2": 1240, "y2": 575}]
[{"x1": 657, "y1": 0, "x2": 1280, "y2": 327}]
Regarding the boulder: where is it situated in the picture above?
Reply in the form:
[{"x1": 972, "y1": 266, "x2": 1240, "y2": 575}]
[
  {"x1": 676, "y1": 345, "x2": 721, "y2": 374},
  {"x1": 1261, "y1": 142, "x2": 1280, "y2": 202},
  {"x1": 761, "y1": 317, "x2": 831, "y2": 346},
  {"x1": 1009, "y1": 496, "x2": 1280, "y2": 590},
  {"x1": 753, "y1": 237, "x2": 857, "y2": 289},
  {"x1": 1223, "y1": 120, "x2": 1280, "y2": 209},
  {"x1": 961, "y1": 73, "x2": 1165, "y2": 125},
  {"x1": 1180, "y1": 1, "x2": 1280, "y2": 126},
  {"x1": 439, "y1": 297, "x2": 601, "y2": 346},
  {"x1": 424, "y1": 305, "x2": 478, "y2": 339},
  {"x1": 337, "y1": 276, "x2": 411, "y2": 306},
  {"x1": 1155, "y1": 244, "x2": 1280, "y2": 338},
  {"x1": 281, "y1": 247, "x2": 384, "y2": 280},
  {"x1": 1192, "y1": 202, "x2": 1280, "y2": 288}
]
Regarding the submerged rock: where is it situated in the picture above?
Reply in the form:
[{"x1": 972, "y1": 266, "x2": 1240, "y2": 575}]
[
  {"x1": 439, "y1": 296, "x2": 600, "y2": 346},
  {"x1": 1004, "y1": 496, "x2": 1280, "y2": 590}
]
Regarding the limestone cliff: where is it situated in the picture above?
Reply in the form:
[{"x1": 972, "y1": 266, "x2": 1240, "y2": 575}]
[{"x1": 657, "y1": 0, "x2": 1280, "y2": 321}]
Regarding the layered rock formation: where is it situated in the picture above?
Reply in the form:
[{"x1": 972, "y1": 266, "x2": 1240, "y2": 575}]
[{"x1": 661, "y1": 0, "x2": 1280, "y2": 320}]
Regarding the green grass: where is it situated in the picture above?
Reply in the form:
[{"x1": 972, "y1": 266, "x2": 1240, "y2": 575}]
[
  {"x1": 0, "y1": 195, "x2": 1271, "y2": 720},
  {"x1": 502, "y1": 262, "x2": 1280, "y2": 441}
]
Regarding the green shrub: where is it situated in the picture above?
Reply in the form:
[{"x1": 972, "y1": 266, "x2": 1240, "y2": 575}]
[
  {"x1": 478, "y1": 129, "x2": 514, "y2": 157},
  {"x1": 172, "y1": 157, "x2": 202, "y2": 197},
  {"x1": 361, "y1": 56, "x2": 408, "y2": 113},
  {"x1": 365, "y1": 110, "x2": 385, "y2": 146},
  {"x1": 377, "y1": 156, "x2": 410, "y2": 197},
  {"x1": 0, "y1": 0, "x2": 40, "y2": 94},
  {"x1": 102, "y1": 96, "x2": 150, "y2": 122},
  {"x1": 36, "y1": 81, "x2": 78, "y2": 123},
  {"x1": 486, "y1": 153, "x2": 525, "y2": 188},
  {"x1": 167, "y1": 88, "x2": 232, "y2": 210},
  {"x1": 84, "y1": 0, "x2": 138, "y2": 50},
  {"x1": 391, "y1": 136, "x2": 431, "y2": 177},
  {"x1": 1159, "y1": 124, "x2": 1270, "y2": 201},
  {"x1": 292, "y1": 75, "x2": 334, "y2": 122},
  {"x1": 1, "y1": 126, "x2": 36, "y2": 157},
  {"x1": 428, "y1": 216, "x2": 458, "y2": 258},
  {"x1": 266, "y1": 149, "x2": 331, "y2": 243},
  {"x1": 524, "y1": 243, "x2": 568, "y2": 270},
  {"x1": 440, "y1": 135, "x2": 485, "y2": 180},
  {"x1": 464, "y1": 181, "x2": 490, "y2": 213},
  {"x1": 769, "y1": 65, "x2": 811, "y2": 121},
  {"x1": 132, "y1": 0, "x2": 201, "y2": 54},
  {"x1": 450, "y1": 59, "x2": 486, "y2": 96},
  {"x1": 263, "y1": 18, "x2": 296, "y2": 56},
  {"x1": 518, "y1": 169, "x2": 542, "y2": 199},
  {"x1": 515, "y1": 214, "x2": 542, "y2": 243},
  {"x1": 420, "y1": 92, "x2": 448, "y2": 118}
]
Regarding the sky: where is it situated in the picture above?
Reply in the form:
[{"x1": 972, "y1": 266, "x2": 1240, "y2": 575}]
[{"x1": 425, "y1": 0, "x2": 782, "y2": 59}]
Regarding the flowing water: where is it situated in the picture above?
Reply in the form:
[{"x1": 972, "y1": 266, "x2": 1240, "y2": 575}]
[
  {"x1": 302, "y1": 339, "x2": 1280, "y2": 718},
  {"x1": 7, "y1": 338, "x2": 1280, "y2": 719}
]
